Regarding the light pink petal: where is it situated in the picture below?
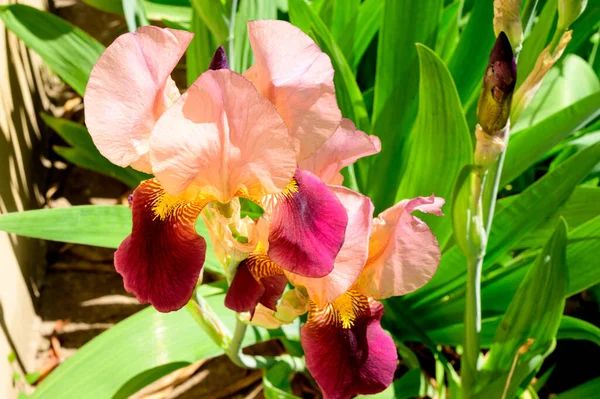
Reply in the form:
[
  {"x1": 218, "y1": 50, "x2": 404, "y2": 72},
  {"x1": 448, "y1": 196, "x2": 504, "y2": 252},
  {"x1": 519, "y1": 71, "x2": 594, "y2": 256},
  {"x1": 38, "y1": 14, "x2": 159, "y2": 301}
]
[
  {"x1": 245, "y1": 20, "x2": 342, "y2": 161},
  {"x1": 286, "y1": 187, "x2": 373, "y2": 307},
  {"x1": 85, "y1": 27, "x2": 193, "y2": 172},
  {"x1": 357, "y1": 195, "x2": 445, "y2": 300},
  {"x1": 150, "y1": 69, "x2": 296, "y2": 203},
  {"x1": 299, "y1": 119, "x2": 381, "y2": 185}
]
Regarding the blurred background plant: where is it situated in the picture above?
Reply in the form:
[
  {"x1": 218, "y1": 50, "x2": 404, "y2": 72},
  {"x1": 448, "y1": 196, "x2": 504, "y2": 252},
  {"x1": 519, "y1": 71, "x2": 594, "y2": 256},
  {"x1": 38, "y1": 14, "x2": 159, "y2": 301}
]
[{"x1": 0, "y1": 0, "x2": 599, "y2": 398}]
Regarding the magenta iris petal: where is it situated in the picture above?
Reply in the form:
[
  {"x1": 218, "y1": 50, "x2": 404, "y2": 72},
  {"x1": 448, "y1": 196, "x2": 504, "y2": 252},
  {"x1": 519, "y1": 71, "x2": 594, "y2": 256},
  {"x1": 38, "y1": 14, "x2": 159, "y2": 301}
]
[
  {"x1": 301, "y1": 301, "x2": 398, "y2": 399},
  {"x1": 115, "y1": 179, "x2": 207, "y2": 312},
  {"x1": 268, "y1": 169, "x2": 348, "y2": 278},
  {"x1": 224, "y1": 256, "x2": 287, "y2": 317}
]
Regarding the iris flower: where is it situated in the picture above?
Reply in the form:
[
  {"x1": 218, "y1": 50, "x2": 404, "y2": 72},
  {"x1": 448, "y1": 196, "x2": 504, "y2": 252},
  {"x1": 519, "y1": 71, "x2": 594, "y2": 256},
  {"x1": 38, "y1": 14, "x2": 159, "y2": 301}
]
[
  {"x1": 84, "y1": 21, "x2": 379, "y2": 312},
  {"x1": 229, "y1": 186, "x2": 444, "y2": 398}
]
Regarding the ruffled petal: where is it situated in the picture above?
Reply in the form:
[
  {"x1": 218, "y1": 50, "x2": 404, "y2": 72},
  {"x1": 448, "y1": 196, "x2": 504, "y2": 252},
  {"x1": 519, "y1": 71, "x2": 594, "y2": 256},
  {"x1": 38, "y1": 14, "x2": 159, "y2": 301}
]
[
  {"x1": 85, "y1": 27, "x2": 192, "y2": 172},
  {"x1": 267, "y1": 169, "x2": 348, "y2": 278},
  {"x1": 301, "y1": 294, "x2": 397, "y2": 399},
  {"x1": 357, "y1": 195, "x2": 444, "y2": 300},
  {"x1": 115, "y1": 179, "x2": 209, "y2": 312},
  {"x1": 245, "y1": 20, "x2": 342, "y2": 160},
  {"x1": 299, "y1": 119, "x2": 381, "y2": 185},
  {"x1": 286, "y1": 187, "x2": 373, "y2": 307},
  {"x1": 150, "y1": 69, "x2": 296, "y2": 203},
  {"x1": 224, "y1": 253, "x2": 287, "y2": 316}
]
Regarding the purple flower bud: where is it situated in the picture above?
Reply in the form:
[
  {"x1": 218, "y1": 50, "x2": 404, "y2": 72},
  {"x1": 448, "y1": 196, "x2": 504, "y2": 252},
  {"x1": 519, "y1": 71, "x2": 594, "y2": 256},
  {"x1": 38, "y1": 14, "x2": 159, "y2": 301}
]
[
  {"x1": 208, "y1": 46, "x2": 230, "y2": 70},
  {"x1": 477, "y1": 32, "x2": 517, "y2": 134}
]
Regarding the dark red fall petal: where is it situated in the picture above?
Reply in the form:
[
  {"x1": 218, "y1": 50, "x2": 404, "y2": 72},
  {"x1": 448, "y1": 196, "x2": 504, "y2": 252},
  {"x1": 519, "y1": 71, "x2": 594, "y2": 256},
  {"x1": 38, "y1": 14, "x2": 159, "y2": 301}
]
[
  {"x1": 268, "y1": 169, "x2": 348, "y2": 278},
  {"x1": 208, "y1": 46, "x2": 230, "y2": 70},
  {"x1": 301, "y1": 298, "x2": 397, "y2": 399},
  {"x1": 224, "y1": 254, "x2": 287, "y2": 317},
  {"x1": 115, "y1": 179, "x2": 207, "y2": 312}
]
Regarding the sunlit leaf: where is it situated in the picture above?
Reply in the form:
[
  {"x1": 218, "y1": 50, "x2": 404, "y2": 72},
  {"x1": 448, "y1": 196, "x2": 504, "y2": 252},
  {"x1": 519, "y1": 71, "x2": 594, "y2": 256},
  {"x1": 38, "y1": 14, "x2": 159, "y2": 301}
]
[
  {"x1": 476, "y1": 219, "x2": 567, "y2": 398},
  {"x1": 394, "y1": 44, "x2": 473, "y2": 246},
  {"x1": 30, "y1": 284, "x2": 279, "y2": 398},
  {"x1": 368, "y1": 0, "x2": 443, "y2": 209},
  {"x1": 0, "y1": 205, "x2": 224, "y2": 276},
  {"x1": 0, "y1": 4, "x2": 104, "y2": 96}
]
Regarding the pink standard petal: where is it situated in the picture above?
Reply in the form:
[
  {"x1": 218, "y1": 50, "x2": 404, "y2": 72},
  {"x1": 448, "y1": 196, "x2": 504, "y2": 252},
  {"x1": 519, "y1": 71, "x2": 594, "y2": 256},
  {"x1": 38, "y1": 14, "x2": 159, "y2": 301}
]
[
  {"x1": 115, "y1": 179, "x2": 207, "y2": 312},
  {"x1": 286, "y1": 186, "x2": 373, "y2": 307},
  {"x1": 268, "y1": 169, "x2": 348, "y2": 278},
  {"x1": 150, "y1": 69, "x2": 296, "y2": 203},
  {"x1": 245, "y1": 20, "x2": 342, "y2": 161},
  {"x1": 357, "y1": 195, "x2": 445, "y2": 300},
  {"x1": 301, "y1": 300, "x2": 397, "y2": 399},
  {"x1": 299, "y1": 119, "x2": 382, "y2": 185},
  {"x1": 85, "y1": 27, "x2": 192, "y2": 172}
]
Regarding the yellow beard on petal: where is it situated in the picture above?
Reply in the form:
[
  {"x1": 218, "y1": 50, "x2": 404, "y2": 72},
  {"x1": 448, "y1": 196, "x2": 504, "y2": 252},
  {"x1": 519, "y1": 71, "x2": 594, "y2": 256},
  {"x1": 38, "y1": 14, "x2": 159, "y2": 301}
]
[{"x1": 308, "y1": 290, "x2": 371, "y2": 330}]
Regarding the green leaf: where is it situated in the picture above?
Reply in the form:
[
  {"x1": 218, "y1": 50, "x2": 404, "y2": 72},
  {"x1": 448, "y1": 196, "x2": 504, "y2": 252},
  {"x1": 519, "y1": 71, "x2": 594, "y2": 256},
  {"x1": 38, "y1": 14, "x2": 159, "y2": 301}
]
[
  {"x1": 517, "y1": 0, "x2": 557, "y2": 88},
  {"x1": 122, "y1": 0, "x2": 149, "y2": 31},
  {"x1": 83, "y1": 0, "x2": 192, "y2": 27},
  {"x1": 187, "y1": 9, "x2": 218, "y2": 86},
  {"x1": 503, "y1": 186, "x2": 600, "y2": 249},
  {"x1": 30, "y1": 284, "x2": 277, "y2": 399},
  {"x1": 451, "y1": 165, "x2": 478, "y2": 258},
  {"x1": 406, "y1": 141, "x2": 600, "y2": 309},
  {"x1": 513, "y1": 54, "x2": 600, "y2": 131},
  {"x1": 555, "y1": 377, "x2": 600, "y2": 399},
  {"x1": 337, "y1": 0, "x2": 383, "y2": 71},
  {"x1": 263, "y1": 361, "x2": 300, "y2": 399},
  {"x1": 331, "y1": 0, "x2": 360, "y2": 44},
  {"x1": 435, "y1": 1, "x2": 461, "y2": 62},
  {"x1": 0, "y1": 4, "x2": 104, "y2": 96},
  {"x1": 502, "y1": 91, "x2": 600, "y2": 186},
  {"x1": 447, "y1": 0, "x2": 495, "y2": 105},
  {"x1": 42, "y1": 114, "x2": 149, "y2": 187},
  {"x1": 189, "y1": 0, "x2": 229, "y2": 44},
  {"x1": 0, "y1": 205, "x2": 224, "y2": 275},
  {"x1": 288, "y1": 0, "x2": 369, "y2": 133},
  {"x1": 368, "y1": 0, "x2": 443, "y2": 208},
  {"x1": 399, "y1": 315, "x2": 600, "y2": 349},
  {"x1": 486, "y1": 141, "x2": 600, "y2": 268},
  {"x1": 565, "y1": 214, "x2": 600, "y2": 296},
  {"x1": 395, "y1": 44, "x2": 473, "y2": 246},
  {"x1": 477, "y1": 219, "x2": 567, "y2": 399}
]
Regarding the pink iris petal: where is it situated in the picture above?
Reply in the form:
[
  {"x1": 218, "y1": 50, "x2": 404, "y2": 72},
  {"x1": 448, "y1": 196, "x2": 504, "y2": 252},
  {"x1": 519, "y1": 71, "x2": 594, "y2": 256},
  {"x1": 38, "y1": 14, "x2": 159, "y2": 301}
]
[
  {"x1": 301, "y1": 300, "x2": 397, "y2": 399},
  {"x1": 286, "y1": 187, "x2": 373, "y2": 307},
  {"x1": 245, "y1": 20, "x2": 342, "y2": 161},
  {"x1": 358, "y1": 195, "x2": 445, "y2": 300},
  {"x1": 150, "y1": 69, "x2": 296, "y2": 203},
  {"x1": 85, "y1": 27, "x2": 192, "y2": 173},
  {"x1": 299, "y1": 119, "x2": 382, "y2": 185},
  {"x1": 268, "y1": 169, "x2": 348, "y2": 278},
  {"x1": 115, "y1": 179, "x2": 207, "y2": 312},
  {"x1": 224, "y1": 255, "x2": 287, "y2": 317}
]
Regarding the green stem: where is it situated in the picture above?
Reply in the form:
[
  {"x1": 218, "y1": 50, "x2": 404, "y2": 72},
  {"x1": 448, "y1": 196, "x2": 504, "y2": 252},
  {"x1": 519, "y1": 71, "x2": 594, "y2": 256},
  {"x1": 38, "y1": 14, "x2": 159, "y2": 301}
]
[
  {"x1": 521, "y1": 0, "x2": 539, "y2": 36},
  {"x1": 226, "y1": 318, "x2": 306, "y2": 372},
  {"x1": 228, "y1": 0, "x2": 238, "y2": 71},
  {"x1": 185, "y1": 298, "x2": 231, "y2": 350},
  {"x1": 462, "y1": 171, "x2": 487, "y2": 398}
]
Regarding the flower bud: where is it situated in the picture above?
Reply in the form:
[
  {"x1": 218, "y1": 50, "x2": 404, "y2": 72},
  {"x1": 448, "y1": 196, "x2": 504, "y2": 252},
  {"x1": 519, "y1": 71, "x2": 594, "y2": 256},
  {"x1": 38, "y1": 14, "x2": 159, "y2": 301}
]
[
  {"x1": 494, "y1": 0, "x2": 523, "y2": 51},
  {"x1": 477, "y1": 32, "x2": 517, "y2": 134},
  {"x1": 558, "y1": 0, "x2": 588, "y2": 30},
  {"x1": 474, "y1": 124, "x2": 507, "y2": 169},
  {"x1": 208, "y1": 46, "x2": 229, "y2": 70}
]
